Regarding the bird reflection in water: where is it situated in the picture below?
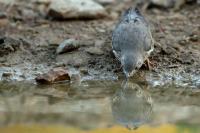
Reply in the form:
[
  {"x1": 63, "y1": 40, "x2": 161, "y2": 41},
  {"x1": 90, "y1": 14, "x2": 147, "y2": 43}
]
[{"x1": 111, "y1": 81, "x2": 153, "y2": 129}]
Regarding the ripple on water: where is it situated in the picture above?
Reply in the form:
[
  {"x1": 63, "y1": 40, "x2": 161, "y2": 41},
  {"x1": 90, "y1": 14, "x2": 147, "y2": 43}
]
[{"x1": 146, "y1": 71, "x2": 200, "y2": 88}]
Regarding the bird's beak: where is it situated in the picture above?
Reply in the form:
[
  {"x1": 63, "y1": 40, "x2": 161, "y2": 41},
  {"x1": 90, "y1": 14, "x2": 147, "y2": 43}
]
[
  {"x1": 124, "y1": 70, "x2": 136, "y2": 79},
  {"x1": 124, "y1": 71, "x2": 129, "y2": 79}
]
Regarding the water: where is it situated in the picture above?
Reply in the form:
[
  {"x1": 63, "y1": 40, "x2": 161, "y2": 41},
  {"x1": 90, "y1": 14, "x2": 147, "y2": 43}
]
[{"x1": 0, "y1": 78, "x2": 200, "y2": 132}]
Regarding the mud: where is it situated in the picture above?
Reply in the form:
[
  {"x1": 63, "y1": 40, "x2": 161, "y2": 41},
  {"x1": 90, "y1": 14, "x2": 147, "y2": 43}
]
[{"x1": 0, "y1": 0, "x2": 199, "y2": 86}]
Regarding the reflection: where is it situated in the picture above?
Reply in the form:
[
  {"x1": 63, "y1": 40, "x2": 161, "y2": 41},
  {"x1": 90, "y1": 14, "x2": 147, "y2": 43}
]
[{"x1": 111, "y1": 81, "x2": 153, "y2": 129}]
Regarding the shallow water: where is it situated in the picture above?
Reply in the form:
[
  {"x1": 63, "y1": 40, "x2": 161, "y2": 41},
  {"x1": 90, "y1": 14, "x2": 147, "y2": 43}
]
[{"x1": 0, "y1": 77, "x2": 200, "y2": 132}]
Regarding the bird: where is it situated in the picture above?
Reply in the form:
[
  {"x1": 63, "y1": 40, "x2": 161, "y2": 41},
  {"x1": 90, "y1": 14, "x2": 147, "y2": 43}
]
[
  {"x1": 112, "y1": 7, "x2": 154, "y2": 78},
  {"x1": 111, "y1": 81, "x2": 153, "y2": 129}
]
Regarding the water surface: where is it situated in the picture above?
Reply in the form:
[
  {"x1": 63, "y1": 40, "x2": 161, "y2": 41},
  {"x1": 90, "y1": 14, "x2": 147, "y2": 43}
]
[{"x1": 0, "y1": 78, "x2": 200, "y2": 132}]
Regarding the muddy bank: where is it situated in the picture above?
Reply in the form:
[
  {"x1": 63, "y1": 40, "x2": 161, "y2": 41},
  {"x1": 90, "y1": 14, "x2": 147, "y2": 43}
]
[{"x1": 0, "y1": 0, "x2": 199, "y2": 86}]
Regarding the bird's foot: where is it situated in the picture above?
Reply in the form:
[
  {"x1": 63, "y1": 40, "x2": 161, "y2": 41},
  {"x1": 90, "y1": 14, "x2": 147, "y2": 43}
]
[{"x1": 114, "y1": 65, "x2": 122, "y2": 72}]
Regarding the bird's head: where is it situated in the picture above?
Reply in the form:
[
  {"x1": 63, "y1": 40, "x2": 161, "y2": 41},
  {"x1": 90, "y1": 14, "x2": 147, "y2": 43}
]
[
  {"x1": 121, "y1": 52, "x2": 143, "y2": 78},
  {"x1": 121, "y1": 7, "x2": 144, "y2": 23}
]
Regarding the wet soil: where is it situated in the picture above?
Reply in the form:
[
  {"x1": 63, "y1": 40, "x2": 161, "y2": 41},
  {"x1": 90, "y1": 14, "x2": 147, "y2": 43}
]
[{"x1": 0, "y1": 0, "x2": 199, "y2": 83}]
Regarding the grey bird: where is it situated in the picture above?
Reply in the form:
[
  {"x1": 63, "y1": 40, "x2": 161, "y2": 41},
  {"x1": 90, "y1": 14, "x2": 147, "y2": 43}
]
[{"x1": 112, "y1": 7, "x2": 154, "y2": 78}]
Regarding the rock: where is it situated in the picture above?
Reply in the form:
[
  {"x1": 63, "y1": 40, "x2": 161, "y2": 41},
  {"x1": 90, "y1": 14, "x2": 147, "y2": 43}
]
[
  {"x1": 0, "y1": 0, "x2": 15, "y2": 5},
  {"x1": 0, "y1": 18, "x2": 8, "y2": 27},
  {"x1": 35, "y1": 67, "x2": 70, "y2": 84},
  {"x1": 2, "y1": 72, "x2": 12, "y2": 77},
  {"x1": 94, "y1": 40, "x2": 105, "y2": 47},
  {"x1": 150, "y1": 0, "x2": 185, "y2": 9},
  {"x1": 109, "y1": 11, "x2": 119, "y2": 20},
  {"x1": 1, "y1": 72, "x2": 12, "y2": 80},
  {"x1": 96, "y1": 27, "x2": 106, "y2": 33},
  {"x1": 86, "y1": 47, "x2": 104, "y2": 55},
  {"x1": 150, "y1": 0, "x2": 175, "y2": 8},
  {"x1": 189, "y1": 34, "x2": 198, "y2": 42},
  {"x1": 0, "y1": 12, "x2": 6, "y2": 19},
  {"x1": 33, "y1": 0, "x2": 52, "y2": 4},
  {"x1": 85, "y1": 40, "x2": 104, "y2": 55},
  {"x1": 150, "y1": 0, "x2": 197, "y2": 10},
  {"x1": 79, "y1": 67, "x2": 88, "y2": 75},
  {"x1": 48, "y1": 0, "x2": 106, "y2": 19},
  {"x1": 94, "y1": 0, "x2": 115, "y2": 5},
  {"x1": 56, "y1": 39, "x2": 79, "y2": 54}
]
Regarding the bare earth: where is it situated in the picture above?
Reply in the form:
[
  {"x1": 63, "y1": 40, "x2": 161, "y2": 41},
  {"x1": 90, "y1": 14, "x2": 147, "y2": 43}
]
[{"x1": 0, "y1": 0, "x2": 200, "y2": 85}]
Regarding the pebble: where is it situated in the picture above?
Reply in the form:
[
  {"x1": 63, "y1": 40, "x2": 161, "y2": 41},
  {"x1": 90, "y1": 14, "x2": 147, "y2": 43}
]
[
  {"x1": 94, "y1": 0, "x2": 115, "y2": 6},
  {"x1": 56, "y1": 39, "x2": 79, "y2": 54},
  {"x1": 0, "y1": 12, "x2": 7, "y2": 19},
  {"x1": 0, "y1": 18, "x2": 8, "y2": 27},
  {"x1": 33, "y1": 0, "x2": 52, "y2": 4},
  {"x1": 86, "y1": 47, "x2": 104, "y2": 55},
  {"x1": 0, "y1": 0, "x2": 15, "y2": 5},
  {"x1": 35, "y1": 67, "x2": 70, "y2": 84},
  {"x1": 48, "y1": 0, "x2": 106, "y2": 19}
]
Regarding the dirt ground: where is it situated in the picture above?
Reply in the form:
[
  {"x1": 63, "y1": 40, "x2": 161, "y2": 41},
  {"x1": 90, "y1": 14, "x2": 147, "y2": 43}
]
[{"x1": 0, "y1": 0, "x2": 200, "y2": 83}]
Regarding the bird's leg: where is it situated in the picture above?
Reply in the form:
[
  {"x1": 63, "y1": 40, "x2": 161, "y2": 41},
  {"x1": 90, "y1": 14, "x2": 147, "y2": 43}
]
[
  {"x1": 147, "y1": 58, "x2": 151, "y2": 70},
  {"x1": 115, "y1": 63, "x2": 122, "y2": 72},
  {"x1": 113, "y1": 58, "x2": 122, "y2": 72},
  {"x1": 145, "y1": 58, "x2": 155, "y2": 70}
]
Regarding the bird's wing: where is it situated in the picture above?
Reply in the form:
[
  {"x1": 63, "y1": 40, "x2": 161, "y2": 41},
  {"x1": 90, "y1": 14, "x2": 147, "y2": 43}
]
[
  {"x1": 112, "y1": 24, "x2": 124, "y2": 52},
  {"x1": 112, "y1": 23, "x2": 141, "y2": 52},
  {"x1": 142, "y1": 27, "x2": 154, "y2": 54}
]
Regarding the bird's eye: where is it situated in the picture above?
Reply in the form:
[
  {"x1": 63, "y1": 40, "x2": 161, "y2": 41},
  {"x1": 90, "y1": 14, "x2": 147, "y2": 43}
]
[
  {"x1": 125, "y1": 18, "x2": 129, "y2": 23},
  {"x1": 135, "y1": 7, "x2": 140, "y2": 15},
  {"x1": 134, "y1": 18, "x2": 139, "y2": 23}
]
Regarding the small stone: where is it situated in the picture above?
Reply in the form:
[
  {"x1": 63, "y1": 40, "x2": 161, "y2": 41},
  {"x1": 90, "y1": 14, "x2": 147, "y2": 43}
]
[
  {"x1": 0, "y1": 12, "x2": 7, "y2": 19},
  {"x1": 2, "y1": 72, "x2": 12, "y2": 77},
  {"x1": 150, "y1": 0, "x2": 175, "y2": 8},
  {"x1": 96, "y1": 27, "x2": 106, "y2": 33},
  {"x1": 0, "y1": 18, "x2": 8, "y2": 27},
  {"x1": 86, "y1": 47, "x2": 104, "y2": 55},
  {"x1": 189, "y1": 35, "x2": 198, "y2": 42},
  {"x1": 0, "y1": 0, "x2": 15, "y2": 5},
  {"x1": 48, "y1": 0, "x2": 106, "y2": 19},
  {"x1": 35, "y1": 67, "x2": 70, "y2": 84},
  {"x1": 150, "y1": 0, "x2": 186, "y2": 9},
  {"x1": 79, "y1": 67, "x2": 88, "y2": 75},
  {"x1": 95, "y1": 40, "x2": 105, "y2": 47},
  {"x1": 94, "y1": 0, "x2": 115, "y2": 6},
  {"x1": 33, "y1": 0, "x2": 52, "y2": 4},
  {"x1": 109, "y1": 11, "x2": 119, "y2": 20},
  {"x1": 56, "y1": 39, "x2": 79, "y2": 54}
]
